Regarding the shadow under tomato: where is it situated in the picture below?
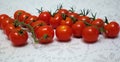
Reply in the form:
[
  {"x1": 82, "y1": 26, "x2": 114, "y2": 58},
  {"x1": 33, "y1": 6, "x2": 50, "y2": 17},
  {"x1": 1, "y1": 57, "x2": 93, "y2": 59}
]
[
  {"x1": 12, "y1": 42, "x2": 28, "y2": 47},
  {"x1": 39, "y1": 40, "x2": 54, "y2": 45},
  {"x1": 72, "y1": 36, "x2": 82, "y2": 39},
  {"x1": 82, "y1": 39, "x2": 98, "y2": 44},
  {"x1": 56, "y1": 39, "x2": 72, "y2": 43}
]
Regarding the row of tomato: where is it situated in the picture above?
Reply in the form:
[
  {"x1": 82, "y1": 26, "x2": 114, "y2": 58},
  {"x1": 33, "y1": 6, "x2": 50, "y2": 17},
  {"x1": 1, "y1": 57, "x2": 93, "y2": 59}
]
[{"x1": 0, "y1": 7, "x2": 120, "y2": 47}]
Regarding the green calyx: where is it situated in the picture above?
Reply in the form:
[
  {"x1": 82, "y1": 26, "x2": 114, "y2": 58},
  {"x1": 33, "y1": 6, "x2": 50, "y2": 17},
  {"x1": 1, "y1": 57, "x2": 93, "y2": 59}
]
[
  {"x1": 14, "y1": 20, "x2": 39, "y2": 43},
  {"x1": 91, "y1": 12, "x2": 97, "y2": 21},
  {"x1": 80, "y1": 9, "x2": 90, "y2": 16},
  {"x1": 18, "y1": 29, "x2": 24, "y2": 35},
  {"x1": 36, "y1": 7, "x2": 43, "y2": 13},
  {"x1": 104, "y1": 16, "x2": 109, "y2": 24},
  {"x1": 70, "y1": 16, "x2": 77, "y2": 23},
  {"x1": 43, "y1": 34, "x2": 49, "y2": 39},
  {"x1": 69, "y1": 7, "x2": 75, "y2": 13},
  {"x1": 62, "y1": 13, "x2": 67, "y2": 20}
]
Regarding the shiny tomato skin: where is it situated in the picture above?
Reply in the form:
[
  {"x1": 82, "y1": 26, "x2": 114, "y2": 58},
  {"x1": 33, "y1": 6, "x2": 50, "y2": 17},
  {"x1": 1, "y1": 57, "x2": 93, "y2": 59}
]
[
  {"x1": 0, "y1": 14, "x2": 9, "y2": 20},
  {"x1": 35, "y1": 25, "x2": 54, "y2": 44},
  {"x1": 18, "y1": 12, "x2": 31, "y2": 22},
  {"x1": 60, "y1": 17, "x2": 73, "y2": 27},
  {"x1": 82, "y1": 26, "x2": 99, "y2": 43},
  {"x1": 57, "y1": 9, "x2": 69, "y2": 14},
  {"x1": 91, "y1": 18, "x2": 104, "y2": 29},
  {"x1": 104, "y1": 21, "x2": 119, "y2": 38},
  {"x1": 68, "y1": 12, "x2": 79, "y2": 19},
  {"x1": 4, "y1": 23, "x2": 21, "y2": 37},
  {"x1": 4, "y1": 23, "x2": 15, "y2": 36},
  {"x1": 56, "y1": 25, "x2": 72, "y2": 41},
  {"x1": 78, "y1": 16, "x2": 91, "y2": 24},
  {"x1": 72, "y1": 21, "x2": 86, "y2": 37},
  {"x1": 38, "y1": 11, "x2": 51, "y2": 25},
  {"x1": 1, "y1": 18, "x2": 14, "y2": 30},
  {"x1": 0, "y1": 14, "x2": 10, "y2": 28},
  {"x1": 30, "y1": 20, "x2": 47, "y2": 31},
  {"x1": 9, "y1": 29, "x2": 28, "y2": 46},
  {"x1": 30, "y1": 20, "x2": 46, "y2": 28},
  {"x1": 14, "y1": 10, "x2": 26, "y2": 19},
  {"x1": 24, "y1": 15, "x2": 38, "y2": 24},
  {"x1": 50, "y1": 14, "x2": 63, "y2": 29}
]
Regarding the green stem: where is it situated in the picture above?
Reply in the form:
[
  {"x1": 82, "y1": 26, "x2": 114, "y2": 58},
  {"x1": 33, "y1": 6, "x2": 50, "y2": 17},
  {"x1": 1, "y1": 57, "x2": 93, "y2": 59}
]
[
  {"x1": 91, "y1": 12, "x2": 97, "y2": 20},
  {"x1": 62, "y1": 13, "x2": 67, "y2": 20},
  {"x1": 14, "y1": 20, "x2": 39, "y2": 43},
  {"x1": 70, "y1": 17, "x2": 77, "y2": 23},
  {"x1": 99, "y1": 27, "x2": 105, "y2": 33},
  {"x1": 84, "y1": 21, "x2": 92, "y2": 26},
  {"x1": 36, "y1": 7, "x2": 43, "y2": 13},
  {"x1": 105, "y1": 16, "x2": 109, "y2": 24},
  {"x1": 80, "y1": 9, "x2": 90, "y2": 16},
  {"x1": 69, "y1": 7, "x2": 75, "y2": 12},
  {"x1": 20, "y1": 22, "x2": 39, "y2": 43}
]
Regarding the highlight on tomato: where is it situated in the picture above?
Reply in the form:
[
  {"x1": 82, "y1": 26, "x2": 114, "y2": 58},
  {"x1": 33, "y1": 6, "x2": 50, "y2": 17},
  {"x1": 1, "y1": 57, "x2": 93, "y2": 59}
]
[
  {"x1": 35, "y1": 25, "x2": 54, "y2": 44},
  {"x1": 9, "y1": 29, "x2": 28, "y2": 46},
  {"x1": 55, "y1": 25, "x2": 72, "y2": 41},
  {"x1": 82, "y1": 26, "x2": 99, "y2": 43}
]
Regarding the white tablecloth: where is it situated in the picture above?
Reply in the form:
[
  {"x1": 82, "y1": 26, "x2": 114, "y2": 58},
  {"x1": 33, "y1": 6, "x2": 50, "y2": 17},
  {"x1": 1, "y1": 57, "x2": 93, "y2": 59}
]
[{"x1": 0, "y1": 0, "x2": 120, "y2": 62}]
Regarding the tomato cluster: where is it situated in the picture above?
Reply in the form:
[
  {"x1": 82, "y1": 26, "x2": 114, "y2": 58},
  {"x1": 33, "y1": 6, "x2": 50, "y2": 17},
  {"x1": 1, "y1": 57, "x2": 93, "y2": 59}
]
[{"x1": 0, "y1": 6, "x2": 120, "y2": 47}]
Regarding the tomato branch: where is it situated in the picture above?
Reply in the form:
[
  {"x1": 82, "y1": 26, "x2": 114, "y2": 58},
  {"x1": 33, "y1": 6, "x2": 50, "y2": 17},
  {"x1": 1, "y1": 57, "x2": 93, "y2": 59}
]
[{"x1": 15, "y1": 20, "x2": 39, "y2": 43}]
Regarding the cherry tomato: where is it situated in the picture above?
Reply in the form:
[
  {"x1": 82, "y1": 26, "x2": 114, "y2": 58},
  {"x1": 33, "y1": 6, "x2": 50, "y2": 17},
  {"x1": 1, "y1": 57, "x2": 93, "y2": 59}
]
[
  {"x1": 56, "y1": 25, "x2": 72, "y2": 41},
  {"x1": 38, "y1": 11, "x2": 51, "y2": 25},
  {"x1": 72, "y1": 21, "x2": 86, "y2": 37},
  {"x1": 78, "y1": 16, "x2": 91, "y2": 24},
  {"x1": 30, "y1": 20, "x2": 47, "y2": 31},
  {"x1": 50, "y1": 13, "x2": 63, "y2": 29},
  {"x1": 57, "y1": 9, "x2": 69, "y2": 14},
  {"x1": 68, "y1": 12, "x2": 79, "y2": 19},
  {"x1": 9, "y1": 29, "x2": 28, "y2": 46},
  {"x1": 0, "y1": 14, "x2": 10, "y2": 28},
  {"x1": 104, "y1": 21, "x2": 119, "y2": 38},
  {"x1": 91, "y1": 18, "x2": 104, "y2": 29},
  {"x1": 4, "y1": 23, "x2": 21, "y2": 37},
  {"x1": 82, "y1": 26, "x2": 99, "y2": 43},
  {"x1": 24, "y1": 15, "x2": 38, "y2": 24},
  {"x1": 1, "y1": 18, "x2": 14, "y2": 30},
  {"x1": 35, "y1": 25, "x2": 54, "y2": 44},
  {"x1": 60, "y1": 17, "x2": 73, "y2": 27},
  {"x1": 18, "y1": 12, "x2": 31, "y2": 22},
  {"x1": 30, "y1": 20, "x2": 46, "y2": 27},
  {"x1": 14, "y1": 10, "x2": 26, "y2": 19}
]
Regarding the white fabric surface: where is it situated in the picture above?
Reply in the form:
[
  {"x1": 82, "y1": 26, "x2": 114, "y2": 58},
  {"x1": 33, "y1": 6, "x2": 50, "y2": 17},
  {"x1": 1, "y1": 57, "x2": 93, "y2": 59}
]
[{"x1": 0, "y1": 0, "x2": 120, "y2": 62}]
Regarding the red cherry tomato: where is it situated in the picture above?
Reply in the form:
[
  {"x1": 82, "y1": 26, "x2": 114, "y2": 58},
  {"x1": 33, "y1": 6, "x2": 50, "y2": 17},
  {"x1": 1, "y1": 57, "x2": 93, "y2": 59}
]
[
  {"x1": 68, "y1": 12, "x2": 79, "y2": 19},
  {"x1": 72, "y1": 21, "x2": 86, "y2": 37},
  {"x1": 50, "y1": 13, "x2": 63, "y2": 29},
  {"x1": 91, "y1": 18, "x2": 104, "y2": 29},
  {"x1": 35, "y1": 25, "x2": 54, "y2": 44},
  {"x1": 104, "y1": 21, "x2": 119, "y2": 38},
  {"x1": 38, "y1": 11, "x2": 51, "y2": 25},
  {"x1": 78, "y1": 16, "x2": 91, "y2": 24},
  {"x1": 14, "y1": 10, "x2": 26, "y2": 19},
  {"x1": 60, "y1": 17, "x2": 73, "y2": 27},
  {"x1": 18, "y1": 12, "x2": 31, "y2": 22},
  {"x1": 24, "y1": 15, "x2": 38, "y2": 24},
  {"x1": 57, "y1": 9, "x2": 69, "y2": 14},
  {"x1": 9, "y1": 29, "x2": 28, "y2": 46},
  {"x1": 30, "y1": 20, "x2": 47, "y2": 31},
  {"x1": 0, "y1": 14, "x2": 10, "y2": 28},
  {"x1": 4, "y1": 23, "x2": 21, "y2": 37},
  {"x1": 31, "y1": 20, "x2": 47, "y2": 28},
  {"x1": 82, "y1": 26, "x2": 99, "y2": 43},
  {"x1": 56, "y1": 25, "x2": 72, "y2": 41},
  {"x1": 1, "y1": 18, "x2": 14, "y2": 30}
]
